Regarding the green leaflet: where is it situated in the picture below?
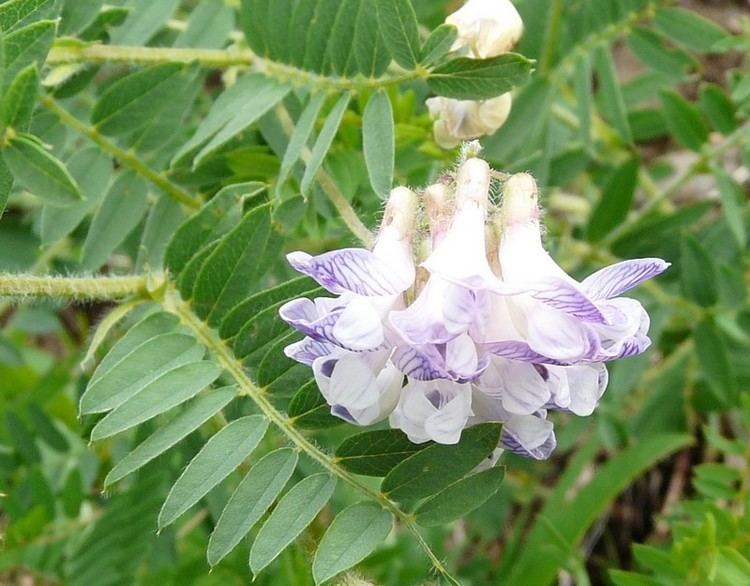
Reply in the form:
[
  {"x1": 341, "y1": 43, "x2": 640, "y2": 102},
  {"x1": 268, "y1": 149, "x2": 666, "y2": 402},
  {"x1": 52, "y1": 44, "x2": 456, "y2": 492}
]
[
  {"x1": 420, "y1": 24, "x2": 458, "y2": 68},
  {"x1": 2, "y1": 133, "x2": 82, "y2": 206},
  {"x1": 660, "y1": 89, "x2": 709, "y2": 152},
  {"x1": 172, "y1": 74, "x2": 290, "y2": 167},
  {"x1": 679, "y1": 235, "x2": 718, "y2": 307},
  {"x1": 427, "y1": 54, "x2": 534, "y2": 100},
  {"x1": 694, "y1": 318, "x2": 737, "y2": 407},
  {"x1": 381, "y1": 423, "x2": 502, "y2": 501},
  {"x1": 1, "y1": 20, "x2": 55, "y2": 90},
  {"x1": 174, "y1": 0, "x2": 234, "y2": 49},
  {"x1": 593, "y1": 46, "x2": 632, "y2": 144},
  {"x1": 1, "y1": 63, "x2": 39, "y2": 131},
  {"x1": 109, "y1": 0, "x2": 180, "y2": 46},
  {"x1": 158, "y1": 415, "x2": 269, "y2": 529},
  {"x1": 335, "y1": 429, "x2": 429, "y2": 476},
  {"x1": 376, "y1": 0, "x2": 420, "y2": 70},
  {"x1": 80, "y1": 332, "x2": 204, "y2": 414},
  {"x1": 164, "y1": 181, "x2": 262, "y2": 276},
  {"x1": 587, "y1": 157, "x2": 639, "y2": 242},
  {"x1": 313, "y1": 502, "x2": 393, "y2": 584},
  {"x1": 207, "y1": 448, "x2": 298, "y2": 566},
  {"x1": 0, "y1": 0, "x2": 54, "y2": 32},
  {"x1": 362, "y1": 90, "x2": 394, "y2": 199},
  {"x1": 88, "y1": 312, "x2": 180, "y2": 385},
  {"x1": 40, "y1": 147, "x2": 112, "y2": 245},
  {"x1": 300, "y1": 92, "x2": 351, "y2": 196},
  {"x1": 81, "y1": 171, "x2": 149, "y2": 270},
  {"x1": 249, "y1": 473, "x2": 337, "y2": 574},
  {"x1": 219, "y1": 277, "x2": 322, "y2": 340},
  {"x1": 653, "y1": 7, "x2": 728, "y2": 53},
  {"x1": 415, "y1": 467, "x2": 505, "y2": 526},
  {"x1": 90, "y1": 362, "x2": 223, "y2": 440},
  {"x1": 91, "y1": 63, "x2": 188, "y2": 136},
  {"x1": 276, "y1": 91, "x2": 327, "y2": 195},
  {"x1": 136, "y1": 195, "x2": 185, "y2": 272},
  {"x1": 105, "y1": 386, "x2": 236, "y2": 487},
  {"x1": 192, "y1": 203, "x2": 279, "y2": 325}
]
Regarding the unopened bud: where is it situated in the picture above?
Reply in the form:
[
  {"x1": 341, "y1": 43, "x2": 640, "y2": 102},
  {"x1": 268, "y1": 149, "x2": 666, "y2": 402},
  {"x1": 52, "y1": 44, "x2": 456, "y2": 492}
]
[
  {"x1": 381, "y1": 186, "x2": 418, "y2": 240},
  {"x1": 423, "y1": 183, "x2": 452, "y2": 245},
  {"x1": 427, "y1": 94, "x2": 512, "y2": 149},
  {"x1": 501, "y1": 173, "x2": 539, "y2": 226},
  {"x1": 446, "y1": 0, "x2": 524, "y2": 59},
  {"x1": 455, "y1": 158, "x2": 491, "y2": 210}
]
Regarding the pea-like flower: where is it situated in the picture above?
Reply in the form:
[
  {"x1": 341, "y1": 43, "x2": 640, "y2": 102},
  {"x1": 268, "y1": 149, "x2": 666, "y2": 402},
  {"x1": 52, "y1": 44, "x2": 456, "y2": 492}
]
[
  {"x1": 446, "y1": 0, "x2": 524, "y2": 59},
  {"x1": 426, "y1": 94, "x2": 512, "y2": 149},
  {"x1": 281, "y1": 156, "x2": 668, "y2": 457}
]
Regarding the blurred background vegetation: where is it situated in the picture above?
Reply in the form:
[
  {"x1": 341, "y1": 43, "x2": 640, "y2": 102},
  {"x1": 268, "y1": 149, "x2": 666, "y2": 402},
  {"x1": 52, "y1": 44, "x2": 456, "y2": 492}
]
[{"x1": 0, "y1": 0, "x2": 749, "y2": 584}]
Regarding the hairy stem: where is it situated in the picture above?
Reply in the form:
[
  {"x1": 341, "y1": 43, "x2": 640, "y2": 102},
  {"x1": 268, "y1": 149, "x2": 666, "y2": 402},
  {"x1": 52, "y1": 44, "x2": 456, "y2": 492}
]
[
  {"x1": 162, "y1": 286, "x2": 458, "y2": 585},
  {"x1": 274, "y1": 104, "x2": 374, "y2": 247},
  {"x1": 40, "y1": 96, "x2": 202, "y2": 210},
  {"x1": 0, "y1": 274, "x2": 149, "y2": 300},
  {"x1": 46, "y1": 43, "x2": 425, "y2": 94}
]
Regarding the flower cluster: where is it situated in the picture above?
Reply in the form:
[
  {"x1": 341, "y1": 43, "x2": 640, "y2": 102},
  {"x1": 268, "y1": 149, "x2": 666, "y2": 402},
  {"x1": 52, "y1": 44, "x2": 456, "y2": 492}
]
[
  {"x1": 427, "y1": 0, "x2": 524, "y2": 148},
  {"x1": 280, "y1": 157, "x2": 669, "y2": 458}
]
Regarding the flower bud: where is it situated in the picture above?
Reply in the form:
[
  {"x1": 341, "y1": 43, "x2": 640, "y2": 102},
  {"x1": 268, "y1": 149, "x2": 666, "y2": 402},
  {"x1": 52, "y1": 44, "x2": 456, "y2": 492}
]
[
  {"x1": 501, "y1": 172, "x2": 539, "y2": 227},
  {"x1": 427, "y1": 94, "x2": 512, "y2": 149},
  {"x1": 446, "y1": 0, "x2": 524, "y2": 59}
]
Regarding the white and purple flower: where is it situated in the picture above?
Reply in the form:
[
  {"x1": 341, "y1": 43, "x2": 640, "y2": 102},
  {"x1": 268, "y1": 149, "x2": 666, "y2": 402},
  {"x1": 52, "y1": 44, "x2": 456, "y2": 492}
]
[{"x1": 280, "y1": 157, "x2": 669, "y2": 457}]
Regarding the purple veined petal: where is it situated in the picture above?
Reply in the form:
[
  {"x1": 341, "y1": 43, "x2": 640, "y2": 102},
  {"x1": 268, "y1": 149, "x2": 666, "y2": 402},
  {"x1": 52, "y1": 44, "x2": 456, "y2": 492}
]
[
  {"x1": 596, "y1": 336, "x2": 651, "y2": 361},
  {"x1": 480, "y1": 340, "x2": 570, "y2": 365},
  {"x1": 333, "y1": 363, "x2": 403, "y2": 426},
  {"x1": 524, "y1": 277, "x2": 607, "y2": 323},
  {"x1": 591, "y1": 298, "x2": 651, "y2": 361},
  {"x1": 500, "y1": 413, "x2": 557, "y2": 460},
  {"x1": 391, "y1": 345, "x2": 448, "y2": 381},
  {"x1": 284, "y1": 337, "x2": 338, "y2": 366},
  {"x1": 582, "y1": 258, "x2": 670, "y2": 301},
  {"x1": 279, "y1": 298, "x2": 343, "y2": 343},
  {"x1": 287, "y1": 248, "x2": 412, "y2": 296}
]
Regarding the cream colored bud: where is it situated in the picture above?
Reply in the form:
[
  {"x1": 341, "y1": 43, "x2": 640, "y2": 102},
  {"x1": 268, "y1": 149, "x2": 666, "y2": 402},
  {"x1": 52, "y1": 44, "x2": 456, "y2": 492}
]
[
  {"x1": 423, "y1": 183, "x2": 452, "y2": 241},
  {"x1": 427, "y1": 94, "x2": 512, "y2": 149},
  {"x1": 501, "y1": 173, "x2": 539, "y2": 226},
  {"x1": 381, "y1": 186, "x2": 419, "y2": 239},
  {"x1": 446, "y1": 0, "x2": 524, "y2": 59},
  {"x1": 455, "y1": 158, "x2": 491, "y2": 210}
]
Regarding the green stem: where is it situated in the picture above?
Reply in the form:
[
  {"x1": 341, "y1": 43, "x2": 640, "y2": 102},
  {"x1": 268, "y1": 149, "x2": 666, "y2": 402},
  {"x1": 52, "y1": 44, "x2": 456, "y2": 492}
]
[
  {"x1": 161, "y1": 286, "x2": 458, "y2": 585},
  {"x1": 274, "y1": 104, "x2": 374, "y2": 247},
  {"x1": 0, "y1": 274, "x2": 149, "y2": 300},
  {"x1": 46, "y1": 42, "x2": 425, "y2": 94},
  {"x1": 40, "y1": 96, "x2": 202, "y2": 211}
]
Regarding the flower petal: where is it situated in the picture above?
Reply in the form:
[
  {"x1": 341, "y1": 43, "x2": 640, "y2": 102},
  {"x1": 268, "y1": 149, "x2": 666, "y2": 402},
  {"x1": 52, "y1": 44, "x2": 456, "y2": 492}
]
[
  {"x1": 391, "y1": 345, "x2": 447, "y2": 381},
  {"x1": 287, "y1": 248, "x2": 411, "y2": 296},
  {"x1": 524, "y1": 305, "x2": 598, "y2": 363},
  {"x1": 524, "y1": 277, "x2": 607, "y2": 323},
  {"x1": 481, "y1": 340, "x2": 568, "y2": 365},
  {"x1": 332, "y1": 297, "x2": 385, "y2": 351},
  {"x1": 325, "y1": 354, "x2": 382, "y2": 410},
  {"x1": 279, "y1": 298, "x2": 342, "y2": 342},
  {"x1": 499, "y1": 361, "x2": 552, "y2": 415},
  {"x1": 565, "y1": 363, "x2": 608, "y2": 416},
  {"x1": 581, "y1": 258, "x2": 670, "y2": 301},
  {"x1": 500, "y1": 413, "x2": 557, "y2": 460},
  {"x1": 424, "y1": 388, "x2": 473, "y2": 445},
  {"x1": 284, "y1": 337, "x2": 337, "y2": 365}
]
